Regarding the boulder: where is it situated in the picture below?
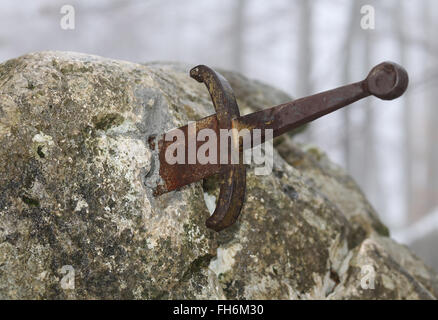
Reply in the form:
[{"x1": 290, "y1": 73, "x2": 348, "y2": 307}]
[{"x1": 0, "y1": 51, "x2": 437, "y2": 299}]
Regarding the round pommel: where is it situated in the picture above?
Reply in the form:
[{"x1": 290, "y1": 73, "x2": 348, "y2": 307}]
[{"x1": 366, "y1": 62, "x2": 409, "y2": 100}]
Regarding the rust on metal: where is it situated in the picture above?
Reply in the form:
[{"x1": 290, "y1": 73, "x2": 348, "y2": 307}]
[
  {"x1": 149, "y1": 61, "x2": 409, "y2": 232},
  {"x1": 190, "y1": 65, "x2": 246, "y2": 232}
]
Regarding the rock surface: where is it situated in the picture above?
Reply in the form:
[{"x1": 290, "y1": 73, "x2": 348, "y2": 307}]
[{"x1": 0, "y1": 51, "x2": 437, "y2": 299}]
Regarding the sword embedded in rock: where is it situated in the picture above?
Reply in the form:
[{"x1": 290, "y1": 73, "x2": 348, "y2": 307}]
[{"x1": 148, "y1": 62, "x2": 408, "y2": 232}]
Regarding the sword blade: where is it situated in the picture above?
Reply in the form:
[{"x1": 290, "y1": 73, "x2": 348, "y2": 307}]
[{"x1": 153, "y1": 114, "x2": 220, "y2": 195}]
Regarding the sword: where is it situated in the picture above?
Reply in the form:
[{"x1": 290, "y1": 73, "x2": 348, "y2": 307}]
[{"x1": 148, "y1": 62, "x2": 408, "y2": 232}]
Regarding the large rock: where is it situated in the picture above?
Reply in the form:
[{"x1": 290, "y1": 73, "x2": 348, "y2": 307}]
[{"x1": 0, "y1": 51, "x2": 437, "y2": 299}]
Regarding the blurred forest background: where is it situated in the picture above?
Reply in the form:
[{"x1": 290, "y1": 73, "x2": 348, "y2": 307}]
[{"x1": 0, "y1": 0, "x2": 437, "y2": 269}]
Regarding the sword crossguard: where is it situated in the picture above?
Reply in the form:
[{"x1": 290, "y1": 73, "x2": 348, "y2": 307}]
[{"x1": 190, "y1": 65, "x2": 246, "y2": 232}]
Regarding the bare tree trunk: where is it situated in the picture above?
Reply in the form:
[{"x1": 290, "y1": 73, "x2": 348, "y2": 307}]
[
  {"x1": 342, "y1": 1, "x2": 360, "y2": 172},
  {"x1": 295, "y1": 0, "x2": 313, "y2": 140},
  {"x1": 231, "y1": 0, "x2": 246, "y2": 73},
  {"x1": 296, "y1": 0, "x2": 312, "y2": 98},
  {"x1": 362, "y1": 3, "x2": 376, "y2": 201},
  {"x1": 425, "y1": 0, "x2": 438, "y2": 215},
  {"x1": 395, "y1": 1, "x2": 413, "y2": 224}
]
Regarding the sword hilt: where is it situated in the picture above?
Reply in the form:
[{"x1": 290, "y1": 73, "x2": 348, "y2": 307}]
[{"x1": 237, "y1": 61, "x2": 409, "y2": 143}]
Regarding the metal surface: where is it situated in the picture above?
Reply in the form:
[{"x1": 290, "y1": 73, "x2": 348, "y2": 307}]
[
  {"x1": 149, "y1": 61, "x2": 408, "y2": 232},
  {"x1": 190, "y1": 65, "x2": 246, "y2": 232}
]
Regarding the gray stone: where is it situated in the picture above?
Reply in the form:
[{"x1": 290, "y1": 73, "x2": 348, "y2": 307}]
[{"x1": 0, "y1": 51, "x2": 437, "y2": 299}]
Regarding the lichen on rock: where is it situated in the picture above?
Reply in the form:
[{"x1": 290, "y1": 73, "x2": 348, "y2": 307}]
[{"x1": 0, "y1": 51, "x2": 437, "y2": 299}]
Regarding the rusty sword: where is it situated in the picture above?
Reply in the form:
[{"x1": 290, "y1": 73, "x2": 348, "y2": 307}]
[{"x1": 148, "y1": 62, "x2": 408, "y2": 232}]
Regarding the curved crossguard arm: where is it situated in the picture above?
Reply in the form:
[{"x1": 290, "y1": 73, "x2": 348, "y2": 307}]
[
  {"x1": 151, "y1": 61, "x2": 408, "y2": 232},
  {"x1": 190, "y1": 66, "x2": 246, "y2": 231}
]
